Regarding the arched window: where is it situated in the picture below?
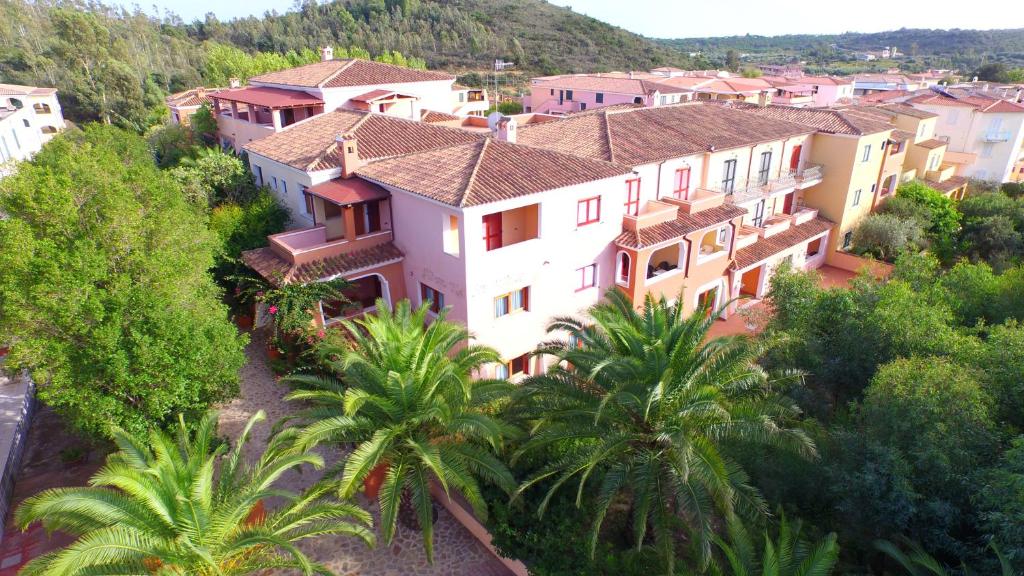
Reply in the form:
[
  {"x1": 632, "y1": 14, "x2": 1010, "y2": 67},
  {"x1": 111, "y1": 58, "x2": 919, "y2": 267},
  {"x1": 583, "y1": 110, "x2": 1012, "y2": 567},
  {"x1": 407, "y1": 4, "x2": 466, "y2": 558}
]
[
  {"x1": 9, "y1": 98, "x2": 23, "y2": 109},
  {"x1": 23, "y1": 119, "x2": 30, "y2": 128},
  {"x1": 33, "y1": 102, "x2": 51, "y2": 114},
  {"x1": 616, "y1": 251, "x2": 631, "y2": 286},
  {"x1": 40, "y1": 126, "x2": 58, "y2": 134}
]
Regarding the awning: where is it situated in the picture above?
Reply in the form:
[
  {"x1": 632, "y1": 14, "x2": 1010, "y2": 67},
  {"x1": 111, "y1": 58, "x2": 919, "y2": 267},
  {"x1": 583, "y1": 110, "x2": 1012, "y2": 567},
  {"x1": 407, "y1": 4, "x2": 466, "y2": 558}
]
[
  {"x1": 306, "y1": 178, "x2": 390, "y2": 206},
  {"x1": 211, "y1": 86, "x2": 323, "y2": 109}
]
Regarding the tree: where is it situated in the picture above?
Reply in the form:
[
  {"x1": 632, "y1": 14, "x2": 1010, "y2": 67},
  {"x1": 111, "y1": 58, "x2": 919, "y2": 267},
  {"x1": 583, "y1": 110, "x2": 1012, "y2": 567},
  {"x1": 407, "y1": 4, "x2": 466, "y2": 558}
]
[
  {"x1": 169, "y1": 148, "x2": 253, "y2": 206},
  {"x1": 710, "y1": 514, "x2": 840, "y2": 576},
  {"x1": 0, "y1": 126, "x2": 246, "y2": 437},
  {"x1": 513, "y1": 291, "x2": 815, "y2": 572},
  {"x1": 875, "y1": 539, "x2": 1015, "y2": 576},
  {"x1": 852, "y1": 213, "x2": 925, "y2": 261},
  {"x1": 15, "y1": 411, "x2": 375, "y2": 575},
  {"x1": 726, "y1": 49, "x2": 741, "y2": 71},
  {"x1": 191, "y1": 103, "x2": 218, "y2": 143},
  {"x1": 896, "y1": 181, "x2": 961, "y2": 240},
  {"x1": 973, "y1": 437, "x2": 1024, "y2": 570},
  {"x1": 282, "y1": 300, "x2": 516, "y2": 562}
]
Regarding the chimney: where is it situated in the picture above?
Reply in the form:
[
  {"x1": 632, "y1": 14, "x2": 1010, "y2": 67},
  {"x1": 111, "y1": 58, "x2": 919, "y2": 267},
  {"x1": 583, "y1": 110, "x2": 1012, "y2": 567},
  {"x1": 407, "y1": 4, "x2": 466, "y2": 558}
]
[
  {"x1": 320, "y1": 46, "x2": 334, "y2": 62},
  {"x1": 336, "y1": 134, "x2": 362, "y2": 178},
  {"x1": 229, "y1": 77, "x2": 241, "y2": 89},
  {"x1": 757, "y1": 90, "x2": 769, "y2": 107},
  {"x1": 496, "y1": 116, "x2": 517, "y2": 144},
  {"x1": 196, "y1": 87, "x2": 206, "y2": 99}
]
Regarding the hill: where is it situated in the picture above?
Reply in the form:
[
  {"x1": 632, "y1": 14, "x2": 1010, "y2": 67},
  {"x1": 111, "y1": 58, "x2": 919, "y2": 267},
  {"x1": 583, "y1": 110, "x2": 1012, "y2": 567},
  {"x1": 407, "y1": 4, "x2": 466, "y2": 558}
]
[{"x1": 658, "y1": 28, "x2": 1024, "y2": 72}]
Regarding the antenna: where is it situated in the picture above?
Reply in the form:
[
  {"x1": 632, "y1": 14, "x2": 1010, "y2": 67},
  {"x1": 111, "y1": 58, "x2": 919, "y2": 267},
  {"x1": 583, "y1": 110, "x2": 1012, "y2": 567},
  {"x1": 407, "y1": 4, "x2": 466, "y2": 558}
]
[{"x1": 487, "y1": 111, "x2": 505, "y2": 131}]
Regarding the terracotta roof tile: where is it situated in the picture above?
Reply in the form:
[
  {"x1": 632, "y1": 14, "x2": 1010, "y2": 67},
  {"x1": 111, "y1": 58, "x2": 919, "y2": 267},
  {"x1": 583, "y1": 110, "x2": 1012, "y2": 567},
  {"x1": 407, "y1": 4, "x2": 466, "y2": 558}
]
[
  {"x1": 212, "y1": 86, "x2": 323, "y2": 108},
  {"x1": 166, "y1": 87, "x2": 221, "y2": 108},
  {"x1": 614, "y1": 204, "x2": 748, "y2": 249},
  {"x1": 241, "y1": 241, "x2": 404, "y2": 286},
  {"x1": 244, "y1": 109, "x2": 481, "y2": 171},
  {"x1": 249, "y1": 59, "x2": 454, "y2": 88},
  {"x1": 420, "y1": 109, "x2": 461, "y2": 123},
  {"x1": 915, "y1": 138, "x2": 948, "y2": 150},
  {"x1": 518, "y1": 102, "x2": 814, "y2": 165},
  {"x1": 876, "y1": 103, "x2": 938, "y2": 119},
  {"x1": 731, "y1": 217, "x2": 833, "y2": 270},
  {"x1": 0, "y1": 83, "x2": 56, "y2": 96},
  {"x1": 924, "y1": 175, "x2": 968, "y2": 193},
  {"x1": 357, "y1": 138, "x2": 633, "y2": 207},
  {"x1": 533, "y1": 75, "x2": 692, "y2": 95},
  {"x1": 728, "y1": 103, "x2": 893, "y2": 135},
  {"x1": 908, "y1": 90, "x2": 1024, "y2": 113}
]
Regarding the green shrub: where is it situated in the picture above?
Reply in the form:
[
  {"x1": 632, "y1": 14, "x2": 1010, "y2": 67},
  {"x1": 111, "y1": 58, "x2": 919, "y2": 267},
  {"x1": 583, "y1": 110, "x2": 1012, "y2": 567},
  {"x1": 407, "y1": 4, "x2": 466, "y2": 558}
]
[
  {"x1": 852, "y1": 213, "x2": 925, "y2": 261},
  {"x1": 896, "y1": 180, "x2": 961, "y2": 239}
]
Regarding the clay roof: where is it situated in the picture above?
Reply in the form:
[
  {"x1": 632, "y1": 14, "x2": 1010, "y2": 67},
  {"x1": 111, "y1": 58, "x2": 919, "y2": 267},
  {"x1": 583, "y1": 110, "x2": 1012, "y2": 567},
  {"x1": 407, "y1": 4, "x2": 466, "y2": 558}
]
[
  {"x1": 306, "y1": 178, "x2": 389, "y2": 206},
  {"x1": 0, "y1": 83, "x2": 56, "y2": 96},
  {"x1": 244, "y1": 109, "x2": 481, "y2": 171},
  {"x1": 915, "y1": 138, "x2": 948, "y2": 150},
  {"x1": 532, "y1": 75, "x2": 692, "y2": 95},
  {"x1": 357, "y1": 138, "x2": 632, "y2": 208},
  {"x1": 728, "y1": 103, "x2": 893, "y2": 136},
  {"x1": 249, "y1": 59, "x2": 454, "y2": 88},
  {"x1": 891, "y1": 129, "x2": 916, "y2": 142},
  {"x1": 924, "y1": 175, "x2": 968, "y2": 193},
  {"x1": 517, "y1": 102, "x2": 814, "y2": 166},
  {"x1": 212, "y1": 86, "x2": 323, "y2": 108},
  {"x1": 241, "y1": 241, "x2": 404, "y2": 286},
  {"x1": 801, "y1": 75, "x2": 853, "y2": 86},
  {"x1": 166, "y1": 87, "x2": 221, "y2": 108},
  {"x1": 614, "y1": 204, "x2": 748, "y2": 249},
  {"x1": 908, "y1": 90, "x2": 1024, "y2": 113},
  {"x1": 858, "y1": 90, "x2": 911, "y2": 103},
  {"x1": 731, "y1": 217, "x2": 834, "y2": 270},
  {"x1": 420, "y1": 109, "x2": 461, "y2": 123},
  {"x1": 876, "y1": 103, "x2": 937, "y2": 119},
  {"x1": 350, "y1": 89, "x2": 415, "y2": 103}
]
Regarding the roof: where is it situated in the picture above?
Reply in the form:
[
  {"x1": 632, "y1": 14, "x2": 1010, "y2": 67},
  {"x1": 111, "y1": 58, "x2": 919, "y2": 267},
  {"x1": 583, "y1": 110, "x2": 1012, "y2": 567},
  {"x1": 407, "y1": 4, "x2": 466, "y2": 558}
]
[
  {"x1": 858, "y1": 90, "x2": 912, "y2": 103},
  {"x1": 532, "y1": 75, "x2": 692, "y2": 95},
  {"x1": 908, "y1": 90, "x2": 1024, "y2": 113},
  {"x1": 891, "y1": 129, "x2": 916, "y2": 142},
  {"x1": 307, "y1": 178, "x2": 389, "y2": 206},
  {"x1": 211, "y1": 86, "x2": 323, "y2": 109},
  {"x1": 166, "y1": 87, "x2": 220, "y2": 108},
  {"x1": 915, "y1": 138, "x2": 948, "y2": 150},
  {"x1": 420, "y1": 109, "x2": 461, "y2": 123},
  {"x1": 241, "y1": 241, "x2": 404, "y2": 286},
  {"x1": 727, "y1": 103, "x2": 894, "y2": 136},
  {"x1": 517, "y1": 102, "x2": 814, "y2": 166},
  {"x1": 244, "y1": 109, "x2": 481, "y2": 171},
  {"x1": 249, "y1": 59, "x2": 454, "y2": 89},
  {"x1": 876, "y1": 103, "x2": 937, "y2": 119},
  {"x1": 357, "y1": 138, "x2": 632, "y2": 208},
  {"x1": 0, "y1": 83, "x2": 56, "y2": 96},
  {"x1": 614, "y1": 204, "x2": 748, "y2": 249},
  {"x1": 924, "y1": 175, "x2": 968, "y2": 194},
  {"x1": 801, "y1": 75, "x2": 853, "y2": 86},
  {"x1": 350, "y1": 89, "x2": 416, "y2": 103},
  {"x1": 731, "y1": 217, "x2": 834, "y2": 270}
]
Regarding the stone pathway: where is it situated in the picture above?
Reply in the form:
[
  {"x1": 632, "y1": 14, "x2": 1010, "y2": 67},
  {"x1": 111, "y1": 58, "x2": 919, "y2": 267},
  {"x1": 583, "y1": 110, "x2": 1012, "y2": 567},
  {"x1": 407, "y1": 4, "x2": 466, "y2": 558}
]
[{"x1": 217, "y1": 331, "x2": 512, "y2": 576}]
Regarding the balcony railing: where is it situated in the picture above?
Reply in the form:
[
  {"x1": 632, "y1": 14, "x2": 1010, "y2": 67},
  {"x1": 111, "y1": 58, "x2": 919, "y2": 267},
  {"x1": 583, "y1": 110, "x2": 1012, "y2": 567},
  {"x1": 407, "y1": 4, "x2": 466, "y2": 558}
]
[
  {"x1": 984, "y1": 130, "x2": 1013, "y2": 142},
  {"x1": 704, "y1": 172, "x2": 797, "y2": 204},
  {"x1": 795, "y1": 164, "x2": 824, "y2": 185}
]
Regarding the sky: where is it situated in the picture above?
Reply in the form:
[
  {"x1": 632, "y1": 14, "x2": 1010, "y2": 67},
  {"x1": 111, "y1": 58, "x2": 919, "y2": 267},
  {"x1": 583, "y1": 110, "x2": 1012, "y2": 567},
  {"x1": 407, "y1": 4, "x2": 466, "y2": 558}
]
[{"x1": 121, "y1": 0, "x2": 1024, "y2": 38}]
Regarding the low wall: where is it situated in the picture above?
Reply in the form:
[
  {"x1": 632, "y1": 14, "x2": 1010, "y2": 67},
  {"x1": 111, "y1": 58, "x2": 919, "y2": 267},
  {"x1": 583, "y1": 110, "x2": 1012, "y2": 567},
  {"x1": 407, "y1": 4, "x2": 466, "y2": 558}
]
[
  {"x1": 0, "y1": 364, "x2": 36, "y2": 544},
  {"x1": 826, "y1": 250, "x2": 894, "y2": 279},
  {"x1": 429, "y1": 482, "x2": 529, "y2": 576}
]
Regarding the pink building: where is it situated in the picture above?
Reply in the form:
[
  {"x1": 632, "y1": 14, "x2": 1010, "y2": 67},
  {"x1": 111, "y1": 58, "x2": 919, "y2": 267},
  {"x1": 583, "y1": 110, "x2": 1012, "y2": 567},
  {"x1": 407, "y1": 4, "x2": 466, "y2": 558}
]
[{"x1": 523, "y1": 74, "x2": 693, "y2": 115}]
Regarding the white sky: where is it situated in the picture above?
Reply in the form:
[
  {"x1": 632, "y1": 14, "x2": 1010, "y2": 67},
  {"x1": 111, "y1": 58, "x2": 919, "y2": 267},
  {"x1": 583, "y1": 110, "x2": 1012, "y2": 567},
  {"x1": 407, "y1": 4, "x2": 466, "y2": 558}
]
[{"x1": 122, "y1": 0, "x2": 1024, "y2": 38}]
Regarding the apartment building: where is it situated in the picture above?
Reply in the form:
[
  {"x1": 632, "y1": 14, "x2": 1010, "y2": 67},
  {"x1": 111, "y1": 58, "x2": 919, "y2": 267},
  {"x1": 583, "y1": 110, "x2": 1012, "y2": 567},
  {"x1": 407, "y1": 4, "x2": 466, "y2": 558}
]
[
  {"x1": 208, "y1": 47, "x2": 483, "y2": 152},
  {"x1": 906, "y1": 89, "x2": 1024, "y2": 182},
  {"x1": 852, "y1": 73, "x2": 936, "y2": 96},
  {"x1": 0, "y1": 83, "x2": 65, "y2": 176},
  {"x1": 166, "y1": 87, "x2": 221, "y2": 126},
  {"x1": 522, "y1": 74, "x2": 692, "y2": 115}
]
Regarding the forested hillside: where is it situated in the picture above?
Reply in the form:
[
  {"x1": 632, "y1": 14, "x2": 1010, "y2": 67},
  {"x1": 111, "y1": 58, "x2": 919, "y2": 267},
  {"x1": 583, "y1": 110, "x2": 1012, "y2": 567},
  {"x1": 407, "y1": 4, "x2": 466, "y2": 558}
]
[{"x1": 0, "y1": 0, "x2": 695, "y2": 128}]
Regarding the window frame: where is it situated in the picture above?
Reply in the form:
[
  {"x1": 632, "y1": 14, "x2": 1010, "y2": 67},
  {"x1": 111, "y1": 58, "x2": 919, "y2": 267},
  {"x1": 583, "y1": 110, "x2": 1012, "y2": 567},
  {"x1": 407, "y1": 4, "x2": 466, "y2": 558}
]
[
  {"x1": 494, "y1": 287, "x2": 529, "y2": 318},
  {"x1": 862, "y1": 144, "x2": 872, "y2": 162},
  {"x1": 852, "y1": 188, "x2": 862, "y2": 206},
  {"x1": 673, "y1": 167, "x2": 691, "y2": 199},
  {"x1": 577, "y1": 196, "x2": 601, "y2": 227},
  {"x1": 420, "y1": 283, "x2": 445, "y2": 314},
  {"x1": 596, "y1": 92, "x2": 604, "y2": 104},
  {"x1": 624, "y1": 178, "x2": 641, "y2": 216},
  {"x1": 616, "y1": 251, "x2": 631, "y2": 286},
  {"x1": 757, "y1": 151, "x2": 772, "y2": 185},
  {"x1": 575, "y1": 264, "x2": 597, "y2": 292}
]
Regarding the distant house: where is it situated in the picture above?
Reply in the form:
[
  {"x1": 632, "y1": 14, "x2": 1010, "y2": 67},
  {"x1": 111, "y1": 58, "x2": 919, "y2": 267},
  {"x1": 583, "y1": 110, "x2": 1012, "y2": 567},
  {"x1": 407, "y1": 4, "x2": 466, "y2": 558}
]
[
  {"x1": 166, "y1": 86, "x2": 222, "y2": 126},
  {"x1": 0, "y1": 83, "x2": 65, "y2": 177},
  {"x1": 522, "y1": 73, "x2": 693, "y2": 115}
]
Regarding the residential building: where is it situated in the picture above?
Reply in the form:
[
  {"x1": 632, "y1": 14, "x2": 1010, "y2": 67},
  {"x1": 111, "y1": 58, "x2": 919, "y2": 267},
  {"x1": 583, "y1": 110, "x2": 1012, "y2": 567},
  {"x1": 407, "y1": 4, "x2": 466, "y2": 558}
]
[
  {"x1": 166, "y1": 87, "x2": 222, "y2": 126},
  {"x1": 853, "y1": 73, "x2": 933, "y2": 96},
  {"x1": 522, "y1": 74, "x2": 692, "y2": 115},
  {"x1": 800, "y1": 76, "x2": 855, "y2": 107},
  {"x1": 907, "y1": 88, "x2": 1024, "y2": 181},
  {"x1": 757, "y1": 63, "x2": 804, "y2": 77},
  {"x1": 0, "y1": 83, "x2": 65, "y2": 176},
  {"x1": 208, "y1": 47, "x2": 475, "y2": 152}
]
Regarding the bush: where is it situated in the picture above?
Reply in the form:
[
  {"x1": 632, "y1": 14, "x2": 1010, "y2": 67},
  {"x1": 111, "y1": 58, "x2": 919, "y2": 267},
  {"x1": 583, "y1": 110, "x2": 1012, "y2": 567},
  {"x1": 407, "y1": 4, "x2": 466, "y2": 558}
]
[
  {"x1": 852, "y1": 213, "x2": 925, "y2": 261},
  {"x1": 880, "y1": 194, "x2": 932, "y2": 225},
  {"x1": 896, "y1": 180, "x2": 961, "y2": 239}
]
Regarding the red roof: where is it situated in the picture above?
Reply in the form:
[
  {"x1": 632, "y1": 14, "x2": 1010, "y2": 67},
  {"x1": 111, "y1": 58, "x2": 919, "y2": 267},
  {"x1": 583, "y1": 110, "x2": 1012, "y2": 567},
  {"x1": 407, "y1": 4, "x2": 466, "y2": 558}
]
[
  {"x1": 350, "y1": 89, "x2": 417, "y2": 103},
  {"x1": 306, "y1": 178, "x2": 390, "y2": 206},
  {"x1": 212, "y1": 86, "x2": 323, "y2": 109}
]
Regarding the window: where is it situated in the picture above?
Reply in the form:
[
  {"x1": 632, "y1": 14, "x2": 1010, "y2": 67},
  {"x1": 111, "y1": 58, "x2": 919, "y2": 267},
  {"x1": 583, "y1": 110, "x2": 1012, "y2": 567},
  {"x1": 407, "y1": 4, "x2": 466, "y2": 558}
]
[
  {"x1": 596, "y1": 92, "x2": 604, "y2": 104},
  {"x1": 281, "y1": 180, "x2": 287, "y2": 195},
  {"x1": 459, "y1": 92, "x2": 465, "y2": 102},
  {"x1": 494, "y1": 363, "x2": 509, "y2": 379},
  {"x1": 616, "y1": 252, "x2": 631, "y2": 285},
  {"x1": 722, "y1": 159, "x2": 737, "y2": 193},
  {"x1": 509, "y1": 354, "x2": 530, "y2": 377},
  {"x1": 22, "y1": 119, "x2": 29, "y2": 128},
  {"x1": 633, "y1": 96, "x2": 643, "y2": 104},
  {"x1": 495, "y1": 287, "x2": 529, "y2": 317},
  {"x1": 271, "y1": 176, "x2": 278, "y2": 191},
  {"x1": 575, "y1": 264, "x2": 597, "y2": 291},
  {"x1": 566, "y1": 90, "x2": 574, "y2": 101},
  {"x1": 443, "y1": 214, "x2": 460, "y2": 256},
  {"x1": 624, "y1": 178, "x2": 641, "y2": 216},
  {"x1": 301, "y1": 186, "x2": 314, "y2": 215},
  {"x1": 757, "y1": 151, "x2": 772, "y2": 185},
  {"x1": 852, "y1": 189, "x2": 862, "y2": 206},
  {"x1": 579, "y1": 102, "x2": 587, "y2": 111},
  {"x1": 483, "y1": 213, "x2": 502, "y2": 251},
  {"x1": 870, "y1": 184, "x2": 877, "y2": 194},
  {"x1": 842, "y1": 231, "x2": 853, "y2": 249},
  {"x1": 577, "y1": 197, "x2": 601, "y2": 226},
  {"x1": 254, "y1": 165, "x2": 264, "y2": 186},
  {"x1": 549, "y1": 89, "x2": 554, "y2": 96},
  {"x1": 660, "y1": 95, "x2": 667, "y2": 105},
  {"x1": 673, "y1": 167, "x2": 691, "y2": 199},
  {"x1": 806, "y1": 237, "x2": 822, "y2": 257},
  {"x1": 420, "y1": 283, "x2": 445, "y2": 314},
  {"x1": 861, "y1": 144, "x2": 871, "y2": 162}
]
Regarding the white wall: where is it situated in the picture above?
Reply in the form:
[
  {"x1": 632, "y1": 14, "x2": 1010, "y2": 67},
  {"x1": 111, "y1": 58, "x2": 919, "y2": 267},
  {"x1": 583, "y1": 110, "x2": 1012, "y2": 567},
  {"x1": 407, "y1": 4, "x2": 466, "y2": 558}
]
[
  {"x1": 919, "y1": 103, "x2": 1024, "y2": 181},
  {"x1": 247, "y1": 152, "x2": 339, "y2": 227},
  {"x1": 249, "y1": 79, "x2": 457, "y2": 117}
]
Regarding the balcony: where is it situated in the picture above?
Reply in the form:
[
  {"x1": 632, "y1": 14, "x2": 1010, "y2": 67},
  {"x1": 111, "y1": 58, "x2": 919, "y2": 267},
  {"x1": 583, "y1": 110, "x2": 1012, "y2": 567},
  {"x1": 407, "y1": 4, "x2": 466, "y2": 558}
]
[
  {"x1": 925, "y1": 163, "x2": 956, "y2": 182},
  {"x1": 482, "y1": 204, "x2": 539, "y2": 252},
  {"x1": 794, "y1": 164, "x2": 824, "y2": 188},
  {"x1": 269, "y1": 221, "x2": 393, "y2": 267},
  {"x1": 623, "y1": 200, "x2": 679, "y2": 231},
  {"x1": 984, "y1": 130, "x2": 1013, "y2": 142},
  {"x1": 735, "y1": 226, "x2": 760, "y2": 250},
  {"x1": 660, "y1": 188, "x2": 725, "y2": 214},
  {"x1": 789, "y1": 206, "x2": 819, "y2": 226},
  {"x1": 705, "y1": 172, "x2": 797, "y2": 205}
]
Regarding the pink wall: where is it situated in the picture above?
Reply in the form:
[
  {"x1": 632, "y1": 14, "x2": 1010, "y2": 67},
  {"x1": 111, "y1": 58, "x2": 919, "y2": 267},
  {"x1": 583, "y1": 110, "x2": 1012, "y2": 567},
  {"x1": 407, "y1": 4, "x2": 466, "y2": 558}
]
[{"x1": 525, "y1": 86, "x2": 647, "y2": 114}]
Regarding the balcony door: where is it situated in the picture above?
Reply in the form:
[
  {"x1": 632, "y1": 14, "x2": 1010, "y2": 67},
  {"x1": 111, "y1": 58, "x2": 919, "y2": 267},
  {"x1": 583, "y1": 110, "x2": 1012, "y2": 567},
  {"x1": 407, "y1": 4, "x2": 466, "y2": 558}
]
[
  {"x1": 758, "y1": 151, "x2": 772, "y2": 185},
  {"x1": 722, "y1": 159, "x2": 737, "y2": 194},
  {"x1": 483, "y1": 213, "x2": 503, "y2": 251},
  {"x1": 789, "y1": 145, "x2": 802, "y2": 171}
]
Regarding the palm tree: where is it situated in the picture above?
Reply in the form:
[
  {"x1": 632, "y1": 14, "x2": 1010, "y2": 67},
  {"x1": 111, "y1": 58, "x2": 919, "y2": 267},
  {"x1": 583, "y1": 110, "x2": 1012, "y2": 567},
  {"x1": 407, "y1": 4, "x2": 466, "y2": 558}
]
[
  {"x1": 15, "y1": 410, "x2": 374, "y2": 576},
  {"x1": 283, "y1": 299, "x2": 517, "y2": 562},
  {"x1": 875, "y1": 539, "x2": 1016, "y2": 576},
  {"x1": 512, "y1": 290, "x2": 815, "y2": 573},
  {"x1": 710, "y1": 513, "x2": 839, "y2": 576}
]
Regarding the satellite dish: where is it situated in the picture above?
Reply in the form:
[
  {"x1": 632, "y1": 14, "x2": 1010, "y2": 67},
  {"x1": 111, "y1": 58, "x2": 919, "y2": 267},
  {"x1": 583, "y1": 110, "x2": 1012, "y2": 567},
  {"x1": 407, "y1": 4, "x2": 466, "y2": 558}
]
[{"x1": 487, "y1": 111, "x2": 505, "y2": 131}]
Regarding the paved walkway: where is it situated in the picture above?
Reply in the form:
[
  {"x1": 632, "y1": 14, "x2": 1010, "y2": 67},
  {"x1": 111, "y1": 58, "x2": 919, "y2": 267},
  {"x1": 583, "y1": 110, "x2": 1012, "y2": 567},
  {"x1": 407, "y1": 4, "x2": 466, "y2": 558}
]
[{"x1": 218, "y1": 331, "x2": 512, "y2": 576}]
